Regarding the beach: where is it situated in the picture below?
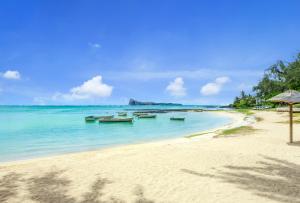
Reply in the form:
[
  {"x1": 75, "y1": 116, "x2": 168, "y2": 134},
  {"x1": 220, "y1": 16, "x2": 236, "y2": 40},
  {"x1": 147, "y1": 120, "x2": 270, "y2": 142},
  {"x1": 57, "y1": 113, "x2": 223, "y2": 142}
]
[{"x1": 1, "y1": 110, "x2": 300, "y2": 203}]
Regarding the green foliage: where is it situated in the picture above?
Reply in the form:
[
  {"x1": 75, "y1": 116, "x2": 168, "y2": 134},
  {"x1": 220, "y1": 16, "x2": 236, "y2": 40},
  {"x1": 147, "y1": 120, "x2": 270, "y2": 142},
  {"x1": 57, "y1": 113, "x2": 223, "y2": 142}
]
[
  {"x1": 236, "y1": 109, "x2": 254, "y2": 115},
  {"x1": 218, "y1": 126, "x2": 257, "y2": 136},
  {"x1": 232, "y1": 91, "x2": 256, "y2": 108},
  {"x1": 254, "y1": 53, "x2": 300, "y2": 101},
  {"x1": 232, "y1": 52, "x2": 300, "y2": 107}
]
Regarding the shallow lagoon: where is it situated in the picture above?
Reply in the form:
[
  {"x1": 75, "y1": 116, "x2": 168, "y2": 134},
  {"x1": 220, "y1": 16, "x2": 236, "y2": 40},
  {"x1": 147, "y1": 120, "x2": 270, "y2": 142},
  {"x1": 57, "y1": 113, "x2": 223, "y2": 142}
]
[{"x1": 0, "y1": 105, "x2": 231, "y2": 162}]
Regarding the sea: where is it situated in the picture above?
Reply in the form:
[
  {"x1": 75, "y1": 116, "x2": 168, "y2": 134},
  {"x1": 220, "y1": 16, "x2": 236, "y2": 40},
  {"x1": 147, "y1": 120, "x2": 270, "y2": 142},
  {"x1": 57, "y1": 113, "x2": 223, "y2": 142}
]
[{"x1": 0, "y1": 105, "x2": 232, "y2": 162}]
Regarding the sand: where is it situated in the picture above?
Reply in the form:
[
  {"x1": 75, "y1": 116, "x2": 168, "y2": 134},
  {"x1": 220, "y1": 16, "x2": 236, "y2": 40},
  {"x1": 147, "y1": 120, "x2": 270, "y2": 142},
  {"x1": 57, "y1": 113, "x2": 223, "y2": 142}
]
[{"x1": 1, "y1": 110, "x2": 300, "y2": 203}]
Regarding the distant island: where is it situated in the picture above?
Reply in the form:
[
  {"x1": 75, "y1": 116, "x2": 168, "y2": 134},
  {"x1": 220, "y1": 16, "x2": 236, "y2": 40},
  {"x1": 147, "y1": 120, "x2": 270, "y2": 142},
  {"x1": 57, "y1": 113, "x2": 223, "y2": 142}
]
[{"x1": 128, "y1": 98, "x2": 182, "y2": 106}]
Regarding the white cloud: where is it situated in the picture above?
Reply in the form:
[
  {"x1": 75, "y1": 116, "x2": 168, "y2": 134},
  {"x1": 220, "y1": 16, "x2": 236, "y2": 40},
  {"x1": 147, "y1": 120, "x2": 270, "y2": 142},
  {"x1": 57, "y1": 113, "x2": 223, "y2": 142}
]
[
  {"x1": 215, "y1": 76, "x2": 230, "y2": 84},
  {"x1": 201, "y1": 83, "x2": 220, "y2": 95},
  {"x1": 201, "y1": 76, "x2": 230, "y2": 96},
  {"x1": 89, "y1": 43, "x2": 101, "y2": 48},
  {"x1": 53, "y1": 75, "x2": 113, "y2": 101},
  {"x1": 2, "y1": 70, "x2": 21, "y2": 80},
  {"x1": 166, "y1": 77, "x2": 186, "y2": 97}
]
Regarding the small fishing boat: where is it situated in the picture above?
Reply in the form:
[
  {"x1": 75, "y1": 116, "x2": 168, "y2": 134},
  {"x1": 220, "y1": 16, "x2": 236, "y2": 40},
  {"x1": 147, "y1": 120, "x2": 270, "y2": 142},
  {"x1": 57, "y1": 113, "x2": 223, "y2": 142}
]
[
  {"x1": 133, "y1": 112, "x2": 148, "y2": 116},
  {"x1": 99, "y1": 117, "x2": 133, "y2": 123},
  {"x1": 137, "y1": 114, "x2": 156, "y2": 118},
  {"x1": 118, "y1": 112, "x2": 127, "y2": 116},
  {"x1": 170, "y1": 117, "x2": 185, "y2": 121},
  {"x1": 85, "y1": 116, "x2": 96, "y2": 122},
  {"x1": 94, "y1": 115, "x2": 114, "y2": 120}
]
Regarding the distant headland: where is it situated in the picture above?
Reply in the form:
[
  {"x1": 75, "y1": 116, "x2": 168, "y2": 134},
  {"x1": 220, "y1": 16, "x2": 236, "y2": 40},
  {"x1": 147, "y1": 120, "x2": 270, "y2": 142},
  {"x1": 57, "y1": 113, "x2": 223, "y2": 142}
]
[{"x1": 128, "y1": 98, "x2": 182, "y2": 106}]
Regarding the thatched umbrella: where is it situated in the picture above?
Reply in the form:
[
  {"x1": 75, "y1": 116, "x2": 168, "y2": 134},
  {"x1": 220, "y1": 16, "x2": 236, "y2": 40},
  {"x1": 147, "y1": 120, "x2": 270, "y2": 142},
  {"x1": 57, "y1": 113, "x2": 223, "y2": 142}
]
[{"x1": 268, "y1": 90, "x2": 300, "y2": 143}]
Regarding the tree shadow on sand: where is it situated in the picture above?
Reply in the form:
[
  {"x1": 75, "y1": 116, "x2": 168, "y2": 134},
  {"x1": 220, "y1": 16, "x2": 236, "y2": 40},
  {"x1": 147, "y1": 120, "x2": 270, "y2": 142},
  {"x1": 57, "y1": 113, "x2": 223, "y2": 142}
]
[
  {"x1": 81, "y1": 177, "x2": 125, "y2": 203},
  {"x1": 181, "y1": 156, "x2": 300, "y2": 203},
  {"x1": 133, "y1": 185, "x2": 155, "y2": 203},
  {"x1": 26, "y1": 170, "x2": 127, "y2": 203},
  {"x1": 27, "y1": 170, "x2": 76, "y2": 203},
  {"x1": 0, "y1": 172, "x2": 22, "y2": 202},
  {"x1": 0, "y1": 168, "x2": 156, "y2": 203},
  {"x1": 24, "y1": 169, "x2": 154, "y2": 203}
]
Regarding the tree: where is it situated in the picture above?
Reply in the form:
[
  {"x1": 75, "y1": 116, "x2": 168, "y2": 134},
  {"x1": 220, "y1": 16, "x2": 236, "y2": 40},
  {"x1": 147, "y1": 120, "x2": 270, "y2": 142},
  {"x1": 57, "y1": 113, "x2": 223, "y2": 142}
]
[
  {"x1": 232, "y1": 52, "x2": 300, "y2": 107},
  {"x1": 232, "y1": 91, "x2": 256, "y2": 108},
  {"x1": 236, "y1": 53, "x2": 300, "y2": 107}
]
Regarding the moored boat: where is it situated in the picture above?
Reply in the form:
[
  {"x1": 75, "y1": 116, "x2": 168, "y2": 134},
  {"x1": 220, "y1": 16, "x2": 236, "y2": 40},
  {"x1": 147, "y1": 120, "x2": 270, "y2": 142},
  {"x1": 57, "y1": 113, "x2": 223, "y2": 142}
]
[
  {"x1": 99, "y1": 117, "x2": 133, "y2": 123},
  {"x1": 133, "y1": 112, "x2": 148, "y2": 116},
  {"x1": 170, "y1": 117, "x2": 185, "y2": 121},
  {"x1": 94, "y1": 115, "x2": 114, "y2": 120},
  {"x1": 85, "y1": 116, "x2": 96, "y2": 122},
  {"x1": 137, "y1": 114, "x2": 156, "y2": 118},
  {"x1": 118, "y1": 112, "x2": 127, "y2": 116}
]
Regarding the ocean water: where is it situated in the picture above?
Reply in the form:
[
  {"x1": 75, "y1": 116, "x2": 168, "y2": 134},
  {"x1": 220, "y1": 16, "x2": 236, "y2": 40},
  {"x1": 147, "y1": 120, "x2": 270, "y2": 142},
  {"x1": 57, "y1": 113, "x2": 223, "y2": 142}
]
[{"x1": 0, "y1": 105, "x2": 231, "y2": 162}]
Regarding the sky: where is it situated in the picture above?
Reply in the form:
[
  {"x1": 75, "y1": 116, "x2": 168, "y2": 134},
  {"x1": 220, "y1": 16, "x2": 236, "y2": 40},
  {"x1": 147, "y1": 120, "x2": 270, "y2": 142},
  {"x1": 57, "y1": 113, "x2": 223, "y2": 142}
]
[{"x1": 0, "y1": 0, "x2": 300, "y2": 105}]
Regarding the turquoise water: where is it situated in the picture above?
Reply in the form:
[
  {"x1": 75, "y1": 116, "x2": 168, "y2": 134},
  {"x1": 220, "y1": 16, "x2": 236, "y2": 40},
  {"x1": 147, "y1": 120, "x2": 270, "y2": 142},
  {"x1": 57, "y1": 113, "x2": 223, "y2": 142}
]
[{"x1": 0, "y1": 105, "x2": 231, "y2": 162}]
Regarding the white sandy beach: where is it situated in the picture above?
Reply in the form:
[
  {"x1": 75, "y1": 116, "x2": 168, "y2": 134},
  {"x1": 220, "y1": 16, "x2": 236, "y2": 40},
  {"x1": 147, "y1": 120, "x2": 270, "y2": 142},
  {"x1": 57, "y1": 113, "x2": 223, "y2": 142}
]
[{"x1": 1, "y1": 110, "x2": 300, "y2": 203}]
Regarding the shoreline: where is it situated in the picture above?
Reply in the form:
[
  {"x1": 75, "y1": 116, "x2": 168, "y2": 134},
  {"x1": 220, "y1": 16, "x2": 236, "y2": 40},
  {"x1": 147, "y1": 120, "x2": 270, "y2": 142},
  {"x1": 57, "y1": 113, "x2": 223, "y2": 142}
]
[
  {"x1": 0, "y1": 110, "x2": 245, "y2": 166},
  {"x1": 184, "y1": 110, "x2": 250, "y2": 138},
  {"x1": 2, "y1": 110, "x2": 300, "y2": 202}
]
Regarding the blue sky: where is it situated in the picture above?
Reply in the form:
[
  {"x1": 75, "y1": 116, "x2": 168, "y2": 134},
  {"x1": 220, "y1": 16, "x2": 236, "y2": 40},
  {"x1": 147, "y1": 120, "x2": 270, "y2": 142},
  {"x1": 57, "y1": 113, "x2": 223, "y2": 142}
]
[{"x1": 0, "y1": 0, "x2": 300, "y2": 105}]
